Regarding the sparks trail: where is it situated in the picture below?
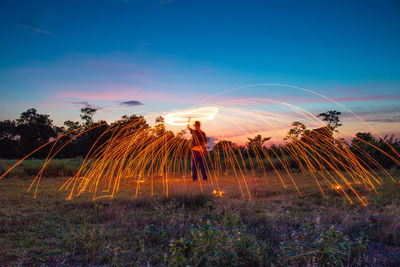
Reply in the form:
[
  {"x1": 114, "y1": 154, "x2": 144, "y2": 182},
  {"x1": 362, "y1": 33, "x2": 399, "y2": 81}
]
[{"x1": 1, "y1": 85, "x2": 399, "y2": 204}]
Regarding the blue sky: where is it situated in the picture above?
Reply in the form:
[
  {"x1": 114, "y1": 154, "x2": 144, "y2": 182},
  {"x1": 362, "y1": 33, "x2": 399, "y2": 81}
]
[{"x1": 0, "y1": 0, "x2": 399, "y2": 138}]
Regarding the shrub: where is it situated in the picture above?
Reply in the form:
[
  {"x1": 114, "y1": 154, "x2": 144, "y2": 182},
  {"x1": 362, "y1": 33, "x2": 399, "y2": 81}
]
[
  {"x1": 167, "y1": 215, "x2": 269, "y2": 266},
  {"x1": 278, "y1": 221, "x2": 368, "y2": 266},
  {"x1": 0, "y1": 158, "x2": 82, "y2": 178}
]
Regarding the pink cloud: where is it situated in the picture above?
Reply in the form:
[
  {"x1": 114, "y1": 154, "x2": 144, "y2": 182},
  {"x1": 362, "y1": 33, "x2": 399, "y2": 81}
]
[
  {"x1": 55, "y1": 83, "x2": 199, "y2": 104},
  {"x1": 333, "y1": 83, "x2": 397, "y2": 94},
  {"x1": 81, "y1": 58, "x2": 160, "y2": 85},
  {"x1": 334, "y1": 95, "x2": 400, "y2": 102},
  {"x1": 54, "y1": 81, "x2": 400, "y2": 112},
  {"x1": 71, "y1": 101, "x2": 103, "y2": 110},
  {"x1": 59, "y1": 90, "x2": 134, "y2": 101}
]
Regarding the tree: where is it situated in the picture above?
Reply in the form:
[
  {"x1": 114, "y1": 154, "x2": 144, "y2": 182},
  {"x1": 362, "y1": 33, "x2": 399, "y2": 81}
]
[
  {"x1": 78, "y1": 120, "x2": 109, "y2": 156},
  {"x1": 153, "y1": 116, "x2": 167, "y2": 137},
  {"x1": 285, "y1": 121, "x2": 306, "y2": 140},
  {"x1": 80, "y1": 107, "x2": 97, "y2": 126},
  {"x1": 0, "y1": 120, "x2": 17, "y2": 141},
  {"x1": 350, "y1": 132, "x2": 376, "y2": 156},
  {"x1": 247, "y1": 134, "x2": 271, "y2": 149},
  {"x1": 0, "y1": 120, "x2": 20, "y2": 158},
  {"x1": 350, "y1": 132, "x2": 400, "y2": 168},
  {"x1": 213, "y1": 140, "x2": 238, "y2": 151},
  {"x1": 60, "y1": 110, "x2": 110, "y2": 158},
  {"x1": 301, "y1": 126, "x2": 334, "y2": 144},
  {"x1": 118, "y1": 115, "x2": 148, "y2": 131},
  {"x1": 353, "y1": 132, "x2": 375, "y2": 144},
  {"x1": 317, "y1": 110, "x2": 342, "y2": 131},
  {"x1": 64, "y1": 120, "x2": 81, "y2": 132},
  {"x1": 16, "y1": 108, "x2": 57, "y2": 156}
]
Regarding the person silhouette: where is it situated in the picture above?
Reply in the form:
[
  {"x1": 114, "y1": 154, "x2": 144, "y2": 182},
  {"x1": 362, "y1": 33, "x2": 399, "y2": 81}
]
[{"x1": 187, "y1": 120, "x2": 208, "y2": 182}]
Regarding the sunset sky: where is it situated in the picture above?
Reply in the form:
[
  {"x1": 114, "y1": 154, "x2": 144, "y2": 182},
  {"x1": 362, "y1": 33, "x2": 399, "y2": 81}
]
[{"x1": 1, "y1": 0, "x2": 399, "y2": 142}]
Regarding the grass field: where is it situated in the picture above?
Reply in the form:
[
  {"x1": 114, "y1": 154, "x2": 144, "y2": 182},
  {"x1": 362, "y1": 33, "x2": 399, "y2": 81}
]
[{"x1": 1, "y1": 164, "x2": 400, "y2": 266}]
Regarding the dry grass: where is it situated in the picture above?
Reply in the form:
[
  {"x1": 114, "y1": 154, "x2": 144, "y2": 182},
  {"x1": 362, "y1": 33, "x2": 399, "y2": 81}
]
[{"x1": 1, "y1": 169, "x2": 400, "y2": 265}]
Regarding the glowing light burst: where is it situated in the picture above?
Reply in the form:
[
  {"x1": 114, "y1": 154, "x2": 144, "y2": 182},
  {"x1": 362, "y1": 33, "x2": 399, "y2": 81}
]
[
  {"x1": 165, "y1": 106, "x2": 219, "y2": 125},
  {"x1": 0, "y1": 84, "x2": 399, "y2": 205},
  {"x1": 212, "y1": 190, "x2": 225, "y2": 197}
]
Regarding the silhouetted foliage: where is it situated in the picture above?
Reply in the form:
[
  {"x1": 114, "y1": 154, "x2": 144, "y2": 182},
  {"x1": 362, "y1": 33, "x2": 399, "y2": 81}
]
[
  {"x1": 60, "y1": 108, "x2": 110, "y2": 158},
  {"x1": 77, "y1": 120, "x2": 110, "y2": 157},
  {"x1": 302, "y1": 126, "x2": 334, "y2": 144},
  {"x1": 0, "y1": 107, "x2": 399, "y2": 172},
  {"x1": 0, "y1": 120, "x2": 16, "y2": 141},
  {"x1": 153, "y1": 116, "x2": 167, "y2": 137},
  {"x1": 64, "y1": 120, "x2": 80, "y2": 132},
  {"x1": 0, "y1": 120, "x2": 20, "y2": 158},
  {"x1": 247, "y1": 135, "x2": 271, "y2": 148},
  {"x1": 115, "y1": 115, "x2": 148, "y2": 131},
  {"x1": 245, "y1": 135, "x2": 271, "y2": 159},
  {"x1": 317, "y1": 110, "x2": 342, "y2": 131},
  {"x1": 80, "y1": 107, "x2": 97, "y2": 126},
  {"x1": 16, "y1": 108, "x2": 57, "y2": 157},
  {"x1": 213, "y1": 140, "x2": 238, "y2": 151},
  {"x1": 350, "y1": 132, "x2": 400, "y2": 168},
  {"x1": 285, "y1": 121, "x2": 306, "y2": 140}
]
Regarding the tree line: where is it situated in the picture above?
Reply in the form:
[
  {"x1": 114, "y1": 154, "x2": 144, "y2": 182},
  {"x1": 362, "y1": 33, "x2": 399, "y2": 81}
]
[
  {"x1": 213, "y1": 110, "x2": 400, "y2": 169},
  {"x1": 0, "y1": 108, "x2": 399, "y2": 169}
]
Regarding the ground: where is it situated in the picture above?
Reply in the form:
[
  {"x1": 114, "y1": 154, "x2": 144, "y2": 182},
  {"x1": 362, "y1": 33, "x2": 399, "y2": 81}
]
[{"x1": 1, "y1": 169, "x2": 400, "y2": 266}]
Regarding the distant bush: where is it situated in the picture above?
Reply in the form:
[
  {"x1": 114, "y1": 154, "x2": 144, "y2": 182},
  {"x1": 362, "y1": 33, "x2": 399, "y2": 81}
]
[{"x1": 0, "y1": 158, "x2": 82, "y2": 178}]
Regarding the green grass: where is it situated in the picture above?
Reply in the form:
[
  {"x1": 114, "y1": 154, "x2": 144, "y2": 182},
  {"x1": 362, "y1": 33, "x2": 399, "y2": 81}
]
[
  {"x1": 0, "y1": 158, "x2": 83, "y2": 178},
  {"x1": 1, "y1": 170, "x2": 400, "y2": 265}
]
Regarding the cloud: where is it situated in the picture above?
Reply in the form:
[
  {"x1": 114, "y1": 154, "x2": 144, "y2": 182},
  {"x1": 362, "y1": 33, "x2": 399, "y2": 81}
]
[
  {"x1": 196, "y1": 91, "x2": 400, "y2": 107},
  {"x1": 333, "y1": 83, "x2": 397, "y2": 94},
  {"x1": 23, "y1": 24, "x2": 52, "y2": 35},
  {"x1": 56, "y1": 83, "x2": 200, "y2": 104},
  {"x1": 335, "y1": 95, "x2": 400, "y2": 102},
  {"x1": 119, "y1": 100, "x2": 145, "y2": 106},
  {"x1": 71, "y1": 101, "x2": 103, "y2": 110},
  {"x1": 202, "y1": 68, "x2": 213, "y2": 73},
  {"x1": 58, "y1": 87, "x2": 157, "y2": 102},
  {"x1": 364, "y1": 116, "x2": 400, "y2": 123},
  {"x1": 340, "y1": 105, "x2": 400, "y2": 118},
  {"x1": 59, "y1": 89, "x2": 140, "y2": 101},
  {"x1": 277, "y1": 94, "x2": 400, "y2": 105}
]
